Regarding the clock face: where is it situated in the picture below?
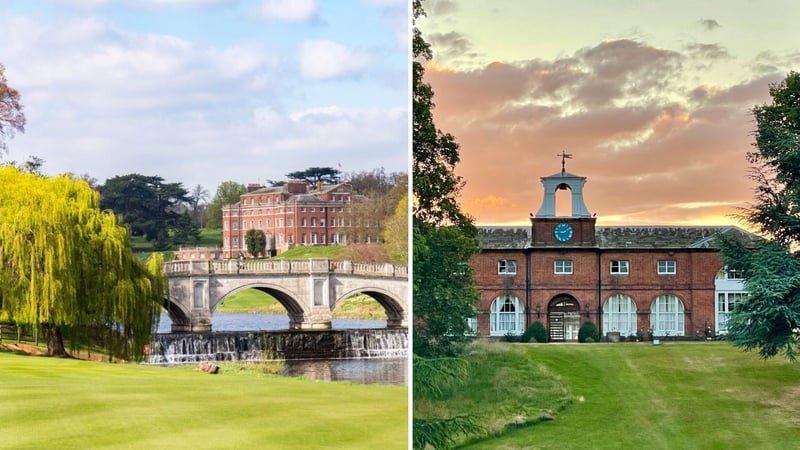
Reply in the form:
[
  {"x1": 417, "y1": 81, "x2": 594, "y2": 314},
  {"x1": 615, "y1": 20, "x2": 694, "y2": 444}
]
[{"x1": 554, "y1": 223, "x2": 573, "y2": 242}]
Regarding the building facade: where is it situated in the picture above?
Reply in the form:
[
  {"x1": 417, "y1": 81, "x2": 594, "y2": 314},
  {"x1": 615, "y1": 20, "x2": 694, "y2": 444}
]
[
  {"x1": 471, "y1": 170, "x2": 756, "y2": 341},
  {"x1": 220, "y1": 180, "x2": 354, "y2": 258}
]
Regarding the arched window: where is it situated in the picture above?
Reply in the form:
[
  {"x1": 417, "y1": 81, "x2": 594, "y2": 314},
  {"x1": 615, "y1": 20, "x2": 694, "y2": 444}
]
[
  {"x1": 650, "y1": 295, "x2": 685, "y2": 336},
  {"x1": 603, "y1": 294, "x2": 637, "y2": 336},
  {"x1": 490, "y1": 295, "x2": 523, "y2": 337}
]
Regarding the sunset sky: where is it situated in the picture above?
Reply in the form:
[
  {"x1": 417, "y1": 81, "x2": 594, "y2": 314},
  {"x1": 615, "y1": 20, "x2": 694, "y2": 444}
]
[
  {"x1": 417, "y1": 0, "x2": 800, "y2": 226},
  {"x1": 1, "y1": 0, "x2": 407, "y2": 193}
]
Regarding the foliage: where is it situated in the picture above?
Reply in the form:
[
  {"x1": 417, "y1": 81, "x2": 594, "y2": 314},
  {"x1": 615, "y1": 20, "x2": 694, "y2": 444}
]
[
  {"x1": 0, "y1": 167, "x2": 163, "y2": 358},
  {"x1": 187, "y1": 184, "x2": 209, "y2": 227},
  {"x1": 719, "y1": 72, "x2": 800, "y2": 361},
  {"x1": 522, "y1": 321, "x2": 549, "y2": 343},
  {"x1": 348, "y1": 173, "x2": 407, "y2": 245},
  {"x1": 245, "y1": 228, "x2": 266, "y2": 257},
  {"x1": 719, "y1": 236, "x2": 800, "y2": 360},
  {"x1": 413, "y1": 225, "x2": 480, "y2": 357},
  {"x1": 0, "y1": 63, "x2": 25, "y2": 155},
  {"x1": 383, "y1": 193, "x2": 408, "y2": 264},
  {"x1": 578, "y1": 321, "x2": 599, "y2": 343},
  {"x1": 286, "y1": 166, "x2": 341, "y2": 185},
  {"x1": 171, "y1": 211, "x2": 201, "y2": 246},
  {"x1": 413, "y1": 355, "x2": 484, "y2": 449},
  {"x1": 414, "y1": 342, "x2": 571, "y2": 448},
  {"x1": 99, "y1": 173, "x2": 189, "y2": 250},
  {"x1": 741, "y1": 71, "x2": 800, "y2": 246},
  {"x1": 206, "y1": 181, "x2": 246, "y2": 229},
  {"x1": 347, "y1": 167, "x2": 404, "y2": 196}
]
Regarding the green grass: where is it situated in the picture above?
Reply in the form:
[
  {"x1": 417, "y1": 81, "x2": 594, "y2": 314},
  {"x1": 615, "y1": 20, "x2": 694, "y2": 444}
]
[
  {"x1": 216, "y1": 289, "x2": 386, "y2": 319},
  {"x1": 0, "y1": 351, "x2": 407, "y2": 449},
  {"x1": 273, "y1": 245, "x2": 347, "y2": 259},
  {"x1": 418, "y1": 341, "x2": 800, "y2": 449}
]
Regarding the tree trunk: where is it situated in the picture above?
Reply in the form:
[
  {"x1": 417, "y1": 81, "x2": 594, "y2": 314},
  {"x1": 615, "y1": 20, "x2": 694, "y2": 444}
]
[{"x1": 42, "y1": 323, "x2": 69, "y2": 357}]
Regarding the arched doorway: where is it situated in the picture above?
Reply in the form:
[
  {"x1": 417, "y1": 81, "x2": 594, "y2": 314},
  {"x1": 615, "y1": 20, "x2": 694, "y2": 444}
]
[{"x1": 548, "y1": 295, "x2": 580, "y2": 342}]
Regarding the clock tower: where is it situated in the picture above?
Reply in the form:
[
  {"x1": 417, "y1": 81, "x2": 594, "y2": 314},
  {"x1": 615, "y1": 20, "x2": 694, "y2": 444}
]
[{"x1": 531, "y1": 155, "x2": 596, "y2": 246}]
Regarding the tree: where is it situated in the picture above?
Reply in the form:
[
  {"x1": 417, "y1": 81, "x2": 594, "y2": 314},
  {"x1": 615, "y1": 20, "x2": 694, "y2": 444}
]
[
  {"x1": 172, "y1": 211, "x2": 201, "y2": 246},
  {"x1": 206, "y1": 181, "x2": 247, "y2": 229},
  {"x1": 412, "y1": 2, "x2": 483, "y2": 445},
  {"x1": 412, "y1": 0, "x2": 479, "y2": 358},
  {"x1": 720, "y1": 72, "x2": 800, "y2": 360},
  {"x1": 286, "y1": 166, "x2": 341, "y2": 186},
  {"x1": 0, "y1": 63, "x2": 25, "y2": 155},
  {"x1": 245, "y1": 228, "x2": 266, "y2": 257},
  {"x1": 188, "y1": 184, "x2": 209, "y2": 227},
  {"x1": 384, "y1": 193, "x2": 408, "y2": 264},
  {"x1": 0, "y1": 167, "x2": 164, "y2": 358},
  {"x1": 99, "y1": 174, "x2": 190, "y2": 250}
]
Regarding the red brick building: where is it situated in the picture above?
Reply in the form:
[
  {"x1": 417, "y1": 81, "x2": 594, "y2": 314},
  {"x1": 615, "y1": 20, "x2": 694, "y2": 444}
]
[
  {"x1": 221, "y1": 180, "x2": 354, "y2": 258},
  {"x1": 471, "y1": 169, "x2": 756, "y2": 341}
]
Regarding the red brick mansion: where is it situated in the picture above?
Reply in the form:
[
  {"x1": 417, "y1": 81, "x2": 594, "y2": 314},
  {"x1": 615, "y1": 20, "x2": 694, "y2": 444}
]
[
  {"x1": 470, "y1": 168, "x2": 757, "y2": 341},
  {"x1": 219, "y1": 180, "x2": 354, "y2": 258}
]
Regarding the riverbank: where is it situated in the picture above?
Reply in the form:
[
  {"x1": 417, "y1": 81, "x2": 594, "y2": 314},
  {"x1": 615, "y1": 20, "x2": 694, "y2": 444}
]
[{"x1": 0, "y1": 350, "x2": 407, "y2": 449}]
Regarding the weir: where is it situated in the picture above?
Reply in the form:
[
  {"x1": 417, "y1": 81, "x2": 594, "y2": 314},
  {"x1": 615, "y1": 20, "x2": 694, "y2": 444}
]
[{"x1": 147, "y1": 328, "x2": 407, "y2": 364}]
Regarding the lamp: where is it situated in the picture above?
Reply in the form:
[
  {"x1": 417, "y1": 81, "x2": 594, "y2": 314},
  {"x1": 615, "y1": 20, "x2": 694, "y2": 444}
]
[
  {"x1": 584, "y1": 303, "x2": 591, "y2": 317},
  {"x1": 535, "y1": 304, "x2": 542, "y2": 318}
]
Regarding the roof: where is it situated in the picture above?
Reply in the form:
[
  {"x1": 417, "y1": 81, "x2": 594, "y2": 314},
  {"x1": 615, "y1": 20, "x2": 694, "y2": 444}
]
[{"x1": 477, "y1": 225, "x2": 761, "y2": 250}]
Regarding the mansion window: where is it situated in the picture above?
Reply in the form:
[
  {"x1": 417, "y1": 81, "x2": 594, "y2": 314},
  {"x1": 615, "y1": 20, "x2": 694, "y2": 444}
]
[
  {"x1": 650, "y1": 295, "x2": 685, "y2": 336},
  {"x1": 311, "y1": 217, "x2": 317, "y2": 227},
  {"x1": 725, "y1": 268, "x2": 745, "y2": 280},
  {"x1": 658, "y1": 260, "x2": 676, "y2": 275},
  {"x1": 498, "y1": 260, "x2": 517, "y2": 275},
  {"x1": 603, "y1": 294, "x2": 637, "y2": 336},
  {"x1": 610, "y1": 260, "x2": 629, "y2": 275},
  {"x1": 287, "y1": 218, "x2": 293, "y2": 227},
  {"x1": 554, "y1": 260, "x2": 573, "y2": 274},
  {"x1": 277, "y1": 218, "x2": 283, "y2": 227},
  {"x1": 232, "y1": 221, "x2": 238, "y2": 230},
  {"x1": 301, "y1": 218, "x2": 307, "y2": 227},
  {"x1": 490, "y1": 295, "x2": 523, "y2": 336},
  {"x1": 320, "y1": 219, "x2": 326, "y2": 227},
  {"x1": 232, "y1": 237, "x2": 238, "y2": 247},
  {"x1": 717, "y1": 292, "x2": 747, "y2": 334}
]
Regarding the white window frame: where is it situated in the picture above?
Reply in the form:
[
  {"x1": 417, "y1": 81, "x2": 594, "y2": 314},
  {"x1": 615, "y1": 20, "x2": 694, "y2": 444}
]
[
  {"x1": 610, "y1": 260, "x2": 629, "y2": 275},
  {"x1": 603, "y1": 294, "x2": 637, "y2": 336},
  {"x1": 498, "y1": 260, "x2": 517, "y2": 275},
  {"x1": 716, "y1": 292, "x2": 746, "y2": 334},
  {"x1": 650, "y1": 294, "x2": 685, "y2": 336},
  {"x1": 490, "y1": 295, "x2": 523, "y2": 336},
  {"x1": 554, "y1": 260, "x2": 573, "y2": 274},
  {"x1": 658, "y1": 260, "x2": 676, "y2": 275}
]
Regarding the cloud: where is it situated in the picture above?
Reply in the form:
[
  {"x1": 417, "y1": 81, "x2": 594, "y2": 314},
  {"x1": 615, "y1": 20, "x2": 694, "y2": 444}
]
[
  {"x1": 422, "y1": 37, "x2": 780, "y2": 226},
  {"x1": 257, "y1": 0, "x2": 319, "y2": 24},
  {"x1": 298, "y1": 40, "x2": 371, "y2": 80},
  {"x1": 699, "y1": 18, "x2": 721, "y2": 31}
]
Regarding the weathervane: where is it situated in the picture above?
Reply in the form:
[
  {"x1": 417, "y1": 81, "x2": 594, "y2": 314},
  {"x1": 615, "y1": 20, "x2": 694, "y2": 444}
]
[{"x1": 558, "y1": 150, "x2": 573, "y2": 174}]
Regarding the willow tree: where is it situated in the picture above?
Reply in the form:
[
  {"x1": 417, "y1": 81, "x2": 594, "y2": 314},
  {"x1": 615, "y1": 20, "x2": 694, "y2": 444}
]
[{"x1": 0, "y1": 166, "x2": 164, "y2": 359}]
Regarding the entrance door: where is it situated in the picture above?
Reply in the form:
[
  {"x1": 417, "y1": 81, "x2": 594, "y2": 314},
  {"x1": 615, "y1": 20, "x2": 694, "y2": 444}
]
[{"x1": 548, "y1": 296, "x2": 581, "y2": 342}]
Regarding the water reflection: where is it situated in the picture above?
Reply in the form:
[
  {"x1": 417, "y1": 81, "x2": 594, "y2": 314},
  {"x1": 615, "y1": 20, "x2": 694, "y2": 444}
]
[{"x1": 282, "y1": 358, "x2": 407, "y2": 385}]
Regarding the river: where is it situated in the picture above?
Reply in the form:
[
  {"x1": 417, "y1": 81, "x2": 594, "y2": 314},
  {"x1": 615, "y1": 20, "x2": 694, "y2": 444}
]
[{"x1": 155, "y1": 312, "x2": 407, "y2": 386}]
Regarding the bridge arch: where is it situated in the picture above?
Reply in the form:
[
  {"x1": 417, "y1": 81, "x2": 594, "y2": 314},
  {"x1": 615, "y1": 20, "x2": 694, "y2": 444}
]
[
  {"x1": 335, "y1": 287, "x2": 406, "y2": 328},
  {"x1": 162, "y1": 297, "x2": 192, "y2": 332},
  {"x1": 213, "y1": 282, "x2": 307, "y2": 328}
]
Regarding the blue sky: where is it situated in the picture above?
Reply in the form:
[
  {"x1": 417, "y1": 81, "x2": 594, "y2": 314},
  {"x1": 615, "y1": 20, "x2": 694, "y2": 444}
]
[{"x1": 1, "y1": 0, "x2": 408, "y2": 193}]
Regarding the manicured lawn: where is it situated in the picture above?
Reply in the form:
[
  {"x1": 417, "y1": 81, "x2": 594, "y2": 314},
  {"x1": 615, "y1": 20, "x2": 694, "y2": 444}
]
[
  {"x1": 0, "y1": 351, "x2": 407, "y2": 449},
  {"x1": 420, "y1": 341, "x2": 800, "y2": 449}
]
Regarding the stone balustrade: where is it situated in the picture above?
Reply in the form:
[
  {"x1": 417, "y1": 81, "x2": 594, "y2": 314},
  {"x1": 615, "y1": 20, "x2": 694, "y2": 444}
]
[{"x1": 164, "y1": 258, "x2": 407, "y2": 279}]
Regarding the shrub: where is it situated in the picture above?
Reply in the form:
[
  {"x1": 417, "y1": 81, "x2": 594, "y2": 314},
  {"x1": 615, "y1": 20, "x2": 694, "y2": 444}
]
[
  {"x1": 578, "y1": 321, "x2": 599, "y2": 343},
  {"x1": 522, "y1": 322, "x2": 548, "y2": 343}
]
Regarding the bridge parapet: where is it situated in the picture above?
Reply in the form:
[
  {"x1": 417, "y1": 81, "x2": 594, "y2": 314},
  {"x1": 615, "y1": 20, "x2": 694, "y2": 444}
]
[{"x1": 164, "y1": 259, "x2": 407, "y2": 278}]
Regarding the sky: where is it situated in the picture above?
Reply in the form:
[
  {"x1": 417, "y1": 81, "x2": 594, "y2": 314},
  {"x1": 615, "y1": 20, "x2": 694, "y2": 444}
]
[
  {"x1": 0, "y1": 0, "x2": 408, "y2": 195},
  {"x1": 416, "y1": 0, "x2": 800, "y2": 227}
]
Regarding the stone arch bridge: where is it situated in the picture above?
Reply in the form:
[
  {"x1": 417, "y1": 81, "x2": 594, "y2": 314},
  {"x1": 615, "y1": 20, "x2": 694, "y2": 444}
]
[{"x1": 164, "y1": 259, "x2": 408, "y2": 333}]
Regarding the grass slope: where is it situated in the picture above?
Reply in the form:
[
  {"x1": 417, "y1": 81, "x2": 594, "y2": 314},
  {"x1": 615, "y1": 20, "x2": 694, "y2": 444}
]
[
  {"x1": 0, "y1": 351, "x2": 407, "y2": 449},
  {"x1": 421, "y1": 341, "x2": 800, "y2": 449},
  {"x1": 215, "y1": 289, "x2": 386, "y2": 319}
]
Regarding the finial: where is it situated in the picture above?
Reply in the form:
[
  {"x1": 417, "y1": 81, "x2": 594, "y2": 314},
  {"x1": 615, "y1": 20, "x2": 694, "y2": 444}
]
[{"x1": 558, "y1": 150, "x2": 573, "y2": 174}]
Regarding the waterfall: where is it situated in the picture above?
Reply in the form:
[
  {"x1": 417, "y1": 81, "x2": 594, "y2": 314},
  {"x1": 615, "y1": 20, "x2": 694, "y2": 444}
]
[{"x1": 146, "y1": 329, "x2": 408, "y2": 365}]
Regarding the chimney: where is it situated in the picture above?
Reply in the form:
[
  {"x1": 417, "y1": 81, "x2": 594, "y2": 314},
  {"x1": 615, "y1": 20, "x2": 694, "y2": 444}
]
[
  {"x1": 286, "y1": 180, "x2": 308, "y2": 194},
  {"x1": 247, "y1": 183, "x2": 262, "y2": 193},
  {"x1": 316, "y1": 181, "x2": 323, "y2": 191}
]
